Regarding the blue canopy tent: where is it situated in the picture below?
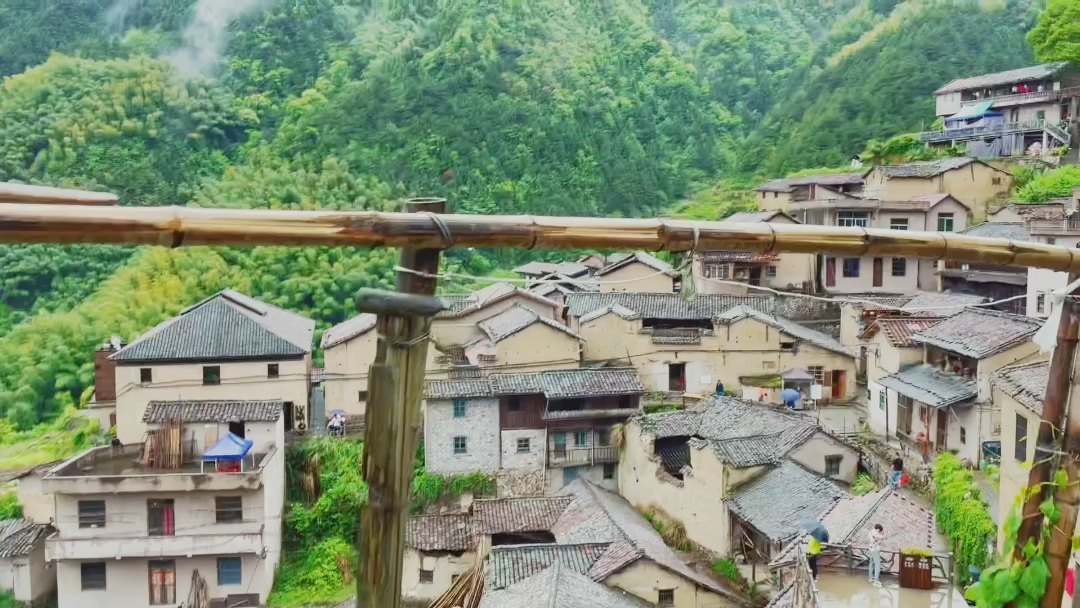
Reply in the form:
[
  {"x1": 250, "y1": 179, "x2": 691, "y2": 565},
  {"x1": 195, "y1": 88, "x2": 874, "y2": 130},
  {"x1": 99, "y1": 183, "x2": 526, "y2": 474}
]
[
  {"x1": 202, "y1": 432, "x2": 254, "y2": 472},
  {"x1": 945, "y1": 101, "x2": 1003, "y2": 129}
]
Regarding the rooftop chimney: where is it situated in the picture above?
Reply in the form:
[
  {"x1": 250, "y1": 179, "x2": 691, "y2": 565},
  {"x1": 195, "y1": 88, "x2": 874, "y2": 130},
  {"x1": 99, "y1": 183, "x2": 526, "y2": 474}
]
[{"x1": 92, "y1": 337, "x2": 123, "y2": 403}]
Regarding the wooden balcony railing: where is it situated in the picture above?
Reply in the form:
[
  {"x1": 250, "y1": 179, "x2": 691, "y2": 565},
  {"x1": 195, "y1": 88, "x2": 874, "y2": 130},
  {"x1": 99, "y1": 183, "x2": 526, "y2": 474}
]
[
  {"x1": 1027, "y1": 218, "x2": 1080, "y2": 236},
  {"x1": 964, "y1": 86, "x2": 1080, "y2": 108},
  {"x1": 919, "y1": 119, "x2": 1070, "y2": 145},
  {"x1": 547, "y1": 446, "x2": 618, "y2": 467}
]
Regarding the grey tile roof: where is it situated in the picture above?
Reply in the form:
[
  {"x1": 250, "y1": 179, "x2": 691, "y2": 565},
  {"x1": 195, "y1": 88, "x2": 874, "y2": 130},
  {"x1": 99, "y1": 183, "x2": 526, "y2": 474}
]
[
  {"x1": 0, "y1": 519, "x2": 48, "y2": 558},
  {"x1": 726, "y1": 460, "x2": 846, "y2": 541},
  {"x1": 876, "y1": 364, "x2": 977, "y2": 408},
  {"x1": 577, "y1": 303, "x2": 639, "y2": 324},
  {"x1": 478, "y1": 561, "x2": 651, "y2": 608},
  {"x1": 478, "y1": 305, "x2": 582, "y2": 343},
  {"x1": 555, "y1": 480, "x2": 740, "y2": 601},
  {"x1": 859, "y1": 317, "x2": 942, "y2": 347},
  {"x1": 112, "y1": 290, "x2": 314, "y2": 363},
  {"x1": 935, "y1": 62, "x2": 1070, "y2": 94},
  {"x1": 406, "y1": 514, "x2": 472, "y2": 552},
  {"x1": 820, "y1": 489, "x2": 940, "y2": 556},
  {"x1": 424, "y1": 378, "x2": 495, "y2": 400},
  {"x1": 142, "y1": 400, "x2": 283, "y2": 423},
  {"x1": 486, "y1": 543, "x2": 611, "y2": 590},
  {"x1": 636, "y1": 397, "x2": 820, "y2": 468},
  {"x1": 320, "y1": 313, "x2": 376, "y2": 348},
  {"x1": 755, "y1": 172, "x2": 868, "y2": 192},
  {"x1": 990, "y1": 201, "x2": 1068, "y2": 221},
  {"x1": 715, "y1": 305, "x2": 855, "y2": 357},
  {"x1": 512, "y1": 261, "x2": 592, "y2": 278},
  {"x1": 721, "y1": 210, "x2": 797, "y2": 224},
  {"x1": 474, "y1": 497, "x2": 574, "y2": 535},
  {"x1": 877, "y1": 157, "x2": 983, "y2": 178},
  {"x1": 594, "y1": 251, "x2": 676, "y2": 277},
  {"x1": 436, "y1": 283, "x2": 561, "y2": 319},
  {"x1": 993, "y1": 360, "x2": 1050, "y2": 416},
  {"x1": 901, "y1": 292, "x2": 989, "y2": 314},
  {"x1": 491, "y1": 368, "x2": 644, "y2": 398},
  {"x1": 960, "y1": 222, "x2": 1031, "y2": 242},
  {"x1": 565, "y1": 292, "x2": 774, "y2": 320},
  {"x1": 911, "y1": 307, "x2": 1042, "y2": 358}
]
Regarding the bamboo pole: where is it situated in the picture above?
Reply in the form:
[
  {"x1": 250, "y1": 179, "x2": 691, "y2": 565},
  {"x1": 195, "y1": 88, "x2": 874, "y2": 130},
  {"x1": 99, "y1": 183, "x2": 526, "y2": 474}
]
[
  {"x1": 0, "y1": 202, "x2": 1078, "y2": 271},
  {"x1": 356, "y1": 200, "x2": 445, "y2": 608},
  {"x1": 1042, "y1": 351, "x2": 1080, "y2": 607},
  {"x1": 0, "y1": 183, "x2": 118, "y2": 205}
]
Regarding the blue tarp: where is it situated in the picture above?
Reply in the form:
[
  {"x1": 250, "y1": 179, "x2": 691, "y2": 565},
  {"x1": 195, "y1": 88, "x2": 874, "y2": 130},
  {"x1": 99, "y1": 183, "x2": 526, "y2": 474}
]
[{"x1": 202, "y1": 432, "x2": 253, "y2": 461}]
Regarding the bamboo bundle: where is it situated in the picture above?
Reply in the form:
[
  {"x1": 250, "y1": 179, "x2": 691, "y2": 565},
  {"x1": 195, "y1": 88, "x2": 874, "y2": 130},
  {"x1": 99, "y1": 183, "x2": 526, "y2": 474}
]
[
  {"x1": 142, "y1": 417, "x2": 185, "y2": 469},
  {"x1": 0, "y1": 201, "x2": 1078, "y2": 271},
  {"x1": 0, "y1": 182, "x2": 117, "y2": 205},
  {"x1": 186, "y1": 569, "x2": 209, "y2": 608},
  {"x1": 429, "y1": 538, "x2": 488, "y2": 608}
]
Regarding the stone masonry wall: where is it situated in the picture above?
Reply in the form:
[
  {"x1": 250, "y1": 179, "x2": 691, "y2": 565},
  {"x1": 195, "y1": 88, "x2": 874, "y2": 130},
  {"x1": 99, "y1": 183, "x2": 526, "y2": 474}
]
[
  {"x1": 424, "y1": 398, "x2": 500, "y2": 474},
  {"x1": 500, "y1": 429, "x2": 546, "y2": 470}
]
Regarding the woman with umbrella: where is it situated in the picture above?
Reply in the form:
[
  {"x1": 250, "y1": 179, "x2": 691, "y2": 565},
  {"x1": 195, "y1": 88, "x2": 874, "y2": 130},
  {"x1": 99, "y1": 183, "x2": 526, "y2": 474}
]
[{"x1": 802, "y1": 520, "x2": 829, "y2": 581}]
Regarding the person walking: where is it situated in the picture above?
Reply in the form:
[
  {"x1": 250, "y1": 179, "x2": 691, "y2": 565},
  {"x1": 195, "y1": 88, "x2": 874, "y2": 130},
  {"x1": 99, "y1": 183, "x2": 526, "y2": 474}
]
[
  {"x1": 889, "y1": 458, "x2": 903, "y2": 491},
  {"x1": 807, "y1": 532, "x2": 822, "y2": 582},
  {"x1": 868, "y1": 524, "x2": 884, "y2": 587},
  {"x1": 715, "y1": 380, "x2": 724, "y2": 397}
]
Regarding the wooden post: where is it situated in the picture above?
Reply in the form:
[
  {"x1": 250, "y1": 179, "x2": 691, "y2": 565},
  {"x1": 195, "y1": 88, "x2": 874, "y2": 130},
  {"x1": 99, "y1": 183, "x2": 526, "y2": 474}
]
[
  {"x1": 355, "y1": 198, "x2": 446, "y2": 608},
  {"x1": 1015, "y1": 274, "x2": 1079, "y2": 564}
]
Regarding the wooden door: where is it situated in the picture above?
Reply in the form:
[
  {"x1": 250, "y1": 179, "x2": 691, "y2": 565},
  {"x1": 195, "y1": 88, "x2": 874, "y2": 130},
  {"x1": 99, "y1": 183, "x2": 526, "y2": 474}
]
[
  {"x1": 936, "y1": 409, "x2": 948, "y2": 451},
  {"x1": 749, "y1": 267, "x2": 762, "y2": 286},
  {"x1": 822, "y1": 371, "x2": 833, "y2": 403},
  {"x1": 873, "y1": 258, "x2": 883, "y2": 287},
  {"x1": 832, "y1": 370, "x2": 845, "y2": 399},
  {"x1": 825, "y1": 257, "x2": 836, "y2": 287}
]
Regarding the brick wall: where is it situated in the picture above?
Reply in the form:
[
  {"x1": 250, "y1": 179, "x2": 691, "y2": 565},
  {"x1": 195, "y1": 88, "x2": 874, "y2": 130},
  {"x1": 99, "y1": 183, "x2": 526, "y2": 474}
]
[{"x1": 424, "y1": 398, "x2": 500, "y2": 474}]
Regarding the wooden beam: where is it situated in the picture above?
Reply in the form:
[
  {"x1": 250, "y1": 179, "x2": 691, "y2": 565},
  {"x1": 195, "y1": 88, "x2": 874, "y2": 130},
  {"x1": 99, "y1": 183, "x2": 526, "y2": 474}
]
[
  {"x1": 0, "y1": 201, "x2": 1078, "y2": 272},
  {"x1": 355, "y1": 199, "x2": 445, "y2": 608},
  {"x1": 0, "y1": 183, "x2": 118, "y2": 206}
]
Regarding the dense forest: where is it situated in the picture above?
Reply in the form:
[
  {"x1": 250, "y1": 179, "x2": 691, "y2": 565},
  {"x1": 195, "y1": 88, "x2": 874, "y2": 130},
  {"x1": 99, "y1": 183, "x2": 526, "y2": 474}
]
[{"x1": 0, "y1": 0, "x2": 1067, "y2": 427}]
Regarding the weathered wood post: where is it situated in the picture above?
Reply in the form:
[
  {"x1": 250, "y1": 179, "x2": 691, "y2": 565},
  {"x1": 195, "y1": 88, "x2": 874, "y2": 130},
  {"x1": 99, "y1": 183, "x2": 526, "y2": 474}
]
[{"x1": 356, "y1": 198, "x2": 446, "y2": 608}]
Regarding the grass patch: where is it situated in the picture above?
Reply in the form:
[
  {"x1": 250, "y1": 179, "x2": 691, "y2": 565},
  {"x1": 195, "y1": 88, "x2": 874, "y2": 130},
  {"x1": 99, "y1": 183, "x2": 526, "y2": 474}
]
[
  {"x1": 851, "y1": 473, "x2": 878, "y2": 496},
  {"x1": 0, "y1": 408, "x2": 107, "y2": 471}
]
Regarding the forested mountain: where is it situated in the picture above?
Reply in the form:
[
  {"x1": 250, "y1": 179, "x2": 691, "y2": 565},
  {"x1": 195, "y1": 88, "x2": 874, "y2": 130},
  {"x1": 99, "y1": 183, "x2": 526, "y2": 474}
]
[{"x1": 0, "y1": 0, "x2": 1051, "y2": 426}]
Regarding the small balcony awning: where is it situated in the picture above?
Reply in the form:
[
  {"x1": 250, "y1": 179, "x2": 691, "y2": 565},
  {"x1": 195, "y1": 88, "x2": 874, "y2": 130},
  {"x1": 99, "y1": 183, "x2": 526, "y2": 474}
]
[
  {"x1": 203, "y1": 432, "x2": 253, "y2": 461},
  {"x1": 948, "y1": 100, "x2": 995, "y2": 121}
]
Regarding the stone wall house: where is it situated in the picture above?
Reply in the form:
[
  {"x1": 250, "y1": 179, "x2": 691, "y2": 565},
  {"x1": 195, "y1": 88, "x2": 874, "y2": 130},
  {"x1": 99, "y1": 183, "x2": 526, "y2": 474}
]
[
  {"x1": 0, "y1": 519, "x2": 53, "y2": 606},
  {"x1": 619, "y1": 397, "x2": 858, "y2": 561},
  {"x1": 422, "y1": 368, "x2": 645, "y2": 494},
  {"x1": 43, "y1": 400, "x2": 287, "y2": 608},
  {"x1": 404, "y1": 480, "x2": 744, "y2": 607},
  {"x1": 567, "y1": 294, "x2": 857, "y2": 402},
  {"x1": 876, "y1": 307, "x2": 1043, "y2": 464},
  {"x1": 692, "y1": 211, "x2": 817, "y2": 295},
  {"x1": 110, "y1": 289, "x2": 315, "y2": 441}
]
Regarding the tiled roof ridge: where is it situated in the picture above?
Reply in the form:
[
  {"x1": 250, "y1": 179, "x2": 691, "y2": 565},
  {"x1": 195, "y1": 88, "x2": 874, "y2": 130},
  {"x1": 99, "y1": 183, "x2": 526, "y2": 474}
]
[{"x1": 577, "y1": 480, "x2": 638, "y2": 553}]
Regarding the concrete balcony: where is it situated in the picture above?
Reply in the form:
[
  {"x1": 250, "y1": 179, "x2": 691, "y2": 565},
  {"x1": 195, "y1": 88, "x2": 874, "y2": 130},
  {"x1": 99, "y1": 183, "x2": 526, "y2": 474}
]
[
  {"x1": 547, "y1": 446, "x2": 618, "y2": 468},
  {"x1": 919, "y1": 120, "x2": 1070, "y2": 146},
  {"x1": 42, "y1": 445, "x2": 274, "y2": 495},
  {"x1": 46, "y1": 525, "x2": 264, "y2": 560}
]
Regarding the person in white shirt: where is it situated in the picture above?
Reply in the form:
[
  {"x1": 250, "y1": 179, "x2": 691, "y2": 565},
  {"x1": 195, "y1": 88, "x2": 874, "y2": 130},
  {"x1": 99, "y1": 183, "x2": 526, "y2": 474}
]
[{"x1": 868, "y1": 523, "x2": 884, "y2": 587}]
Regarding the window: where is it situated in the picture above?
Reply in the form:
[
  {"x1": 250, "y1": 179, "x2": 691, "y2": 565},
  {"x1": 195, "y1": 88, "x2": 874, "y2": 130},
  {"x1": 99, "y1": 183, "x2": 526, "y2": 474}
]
[
  {"x1": 147, "y1": 499, "x2": 175, "y2": 537},
  {"x1": 763, "y1": 360, "x2": 777, "y2": 370},
  {"x1": 81, "y1": 562, "x2": 106, "y2": 590},
  {"x1": 78, "y1": 500, "x2": 106, "y2": 528},
  {"x1": 889, "y1": 218, "x2": 908, "y2": 231},
  {"x1": 1037, "y1": 110, "x2": 1046, "y2": 123},
  {"x1": 202, "y1": 365, "x2": 221, "y2": 385},
  {"x1": 148, "y1": 560, "x2": 175, "y2": 605},
  {"x1": 453, "y1": 436, "x2": 468, "y2": 455},
  {"x1": 891, "y1": 258, "x2": 907, "y2": 277},
  {"x1": 937, "y1": 213, "x2": 955, "y2": 232},
  {"x1": 516, "y1": 438, "x2": 530, "y2": 453},
  {"x1": 563, "y1": 466, "x2": 583, "y2": 484},
  {"x1": 837, "y1": 211, "x2": 869, "y2": 228},
  {"x1": 596, "y1": 429, "x2": 611, "y2": 446},
  {"x1": 842, "y1": 258, "x2": 860, "y2": 278},
  {"x1": 267, "y1": 364, "x2": 279, "y2": 378},
  {"x1": 508, "y1": 396, "x2": 521, "y2": 412},
  {"x1": 140, "y1": 368, "x2": 153, "y2": 383},
  {"x1": 453, "y1": 399, "x2": 467, "y2": 418},
  {"x1": 781, "y1": 341, "x2": 796, "y2": 352},
  {"x1": 217, "y1": 557, "x2": 242, "y2": 586},
  {"x1": 419, "y1": 569, "x2": 435, "y2": 584},
  {"x1": 704, "y1": 263, "x2": 729, "y2": 280},
  {"x1": 216, "y1": 496, "x2": 243, "y2": 523},
  {"x1": 766, "y1": 265, "x2": 778, "y2": 277},
  {"x1": 574, "y1": 431, "x2": 588, "y2": 447},
  {"x1": 358, "y1": 391, "x2": 368, "y2": 402},
  {"x1": 1037, "y1": 293, "x2": 1048, "y2": 315},
  {"x1": 960, "y1": 427, "x2": 967, "y2": 445},
  {"x1": 659, "y1": 589, "x2": 675, "y2": 607},
  {"x1": 618, "y1": 395, "x2": 632, "y2": 408},
  {"x1": 879, "y1": 390, "x2": 886, "y2": 411},
  {"x1": 603, "y1": 463, "x2": 616, "y2": 480},
  {"x1": 824, "y1": 455, "x2": 843, "y2": 476},
  {"x1": 1016, "y1": 413, "x2": 1029, "y2": 462},
  {"x1": 1047, "y1": 237, "x2": 1059, "y2": 246},
  {"x1": 808, "y1": 366, "x2": 824, "y2": 385}
]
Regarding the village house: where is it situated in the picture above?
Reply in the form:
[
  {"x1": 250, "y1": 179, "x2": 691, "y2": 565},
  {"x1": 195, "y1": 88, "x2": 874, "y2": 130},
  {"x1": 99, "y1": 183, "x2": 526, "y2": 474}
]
[
  {"x1": 924, "y1": 63, "x2": 1078, "y2": 158},
  {"x1": 593, "y1": 251, "x2": 679, "y2": 293},
  {"x1": 404, "y1": 480, "x2": 742, "y2": 607},
  {"x1": 479, "y1": 560, "x2": 650, "y2": 608},
  {"x1": 566, "y1": 293, "x2": 857, "y2": 403},
  {"x1": 462, "y1": 305, "x2": 583, "y2": 371},
  {"x1": 755, "y1": 172, "x2": 867, "y2": 212},
  {"x1": 1014, "y1": 188, "x2": 1080, "y2": 319},
  {"x1": 992, "y1": 360, "x2": 1050, "y2": 551},
  {"x1": 619, "y1": 397, "x2": 857, "y2": 562},
  {"x1": 692, "y1": 211, "x2": 816, "y2": 295},
  {"x1": 875, "y1": 308, "x2": 1042, "y2": 464},
  {"x1": 422, "y1": 368, "x2": 644, "y2": 495},
  {"x1": 861, "y1": 158, "x2": 1011, "y2": 221},
  {"x1": 511, "y1": 261, "x2": 593, "y2": 281},
  {"x1": 42, "y1": 400, "x2": 286, "y2": 608},
  {"x1": 938, "y1": 222, "x2": 1030, "y2": 314},
  {"x1": 109, "y1": 289, "x2": 315, "y2": 442},
  {"x1": 860, "y1": 316, "x2": 943, "y2": 438},
  {"x1": 0, "y1": 519, "x2": 54, "y2": 606}
]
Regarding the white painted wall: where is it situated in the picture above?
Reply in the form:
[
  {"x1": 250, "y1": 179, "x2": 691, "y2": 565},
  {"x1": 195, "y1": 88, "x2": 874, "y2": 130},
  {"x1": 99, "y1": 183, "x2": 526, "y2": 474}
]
[{"x1": 0, "y1": 540, "x2": 54, "y2": 605}]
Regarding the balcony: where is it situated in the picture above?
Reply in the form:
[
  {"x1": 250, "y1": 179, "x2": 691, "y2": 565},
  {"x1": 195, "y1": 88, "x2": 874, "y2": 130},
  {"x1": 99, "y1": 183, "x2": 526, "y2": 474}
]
[
  {"x1": 547, "y1": 446, "x2": 618, "y2": 468},
  {"x1": 961, "y1": 86, "x2": 1080, "y2": 108},
  {"x1": 919, "y1": 120, "x2": 1070, "y2": 145},
  {"x1": 1027, "y1": 218, "x2": 1080, "y2": 236},
  {"x1": 542, "y1": 407, "x2": 640, "y2": 422},
  {"x1": 46, "y1": 526, "x2": 264, "y2": 560},
  {"x1": 647, "y1": 328, "x2": 704, "y2": 345},
  {"x1": 42, "y1": 445, "x2": 273, "y2": 495}
]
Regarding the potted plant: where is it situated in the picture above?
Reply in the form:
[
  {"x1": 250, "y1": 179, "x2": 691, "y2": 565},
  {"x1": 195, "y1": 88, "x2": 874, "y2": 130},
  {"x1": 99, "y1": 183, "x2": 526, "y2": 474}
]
[{"x1": 899, "y1": 548, "x2": 933, "y2": 590}]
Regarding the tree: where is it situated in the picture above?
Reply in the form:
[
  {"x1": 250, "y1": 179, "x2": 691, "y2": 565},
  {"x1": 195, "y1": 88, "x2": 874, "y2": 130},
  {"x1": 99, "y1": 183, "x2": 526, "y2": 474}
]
[{"x1": 1028, "y1": 0, "x2": 1080, "y2": 63}]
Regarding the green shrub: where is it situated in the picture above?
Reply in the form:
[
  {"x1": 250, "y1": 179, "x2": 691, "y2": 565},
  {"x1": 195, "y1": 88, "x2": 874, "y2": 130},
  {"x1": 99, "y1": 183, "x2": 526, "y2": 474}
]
[
  {"x1": 851, "y1": 473, "x2": 877, "y2": 496},
  {"x1": 1015, "y1": 165, "x2": 1080, "y2": 202},
  {"x1": 0, "y1": 493, "x2": 22, "y2": 520},
  {"x1": 268, "y1": 537, "x2": 356, "y2": 607},
  {"x1": 933, "y1": 452, "x2": 994, "y2": 584}
]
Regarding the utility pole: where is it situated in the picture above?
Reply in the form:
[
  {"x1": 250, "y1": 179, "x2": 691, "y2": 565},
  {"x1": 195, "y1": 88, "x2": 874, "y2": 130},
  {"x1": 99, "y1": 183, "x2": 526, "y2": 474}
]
[{"x1": 355, "y1": 198, "x2": 446, "y2": 608}]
